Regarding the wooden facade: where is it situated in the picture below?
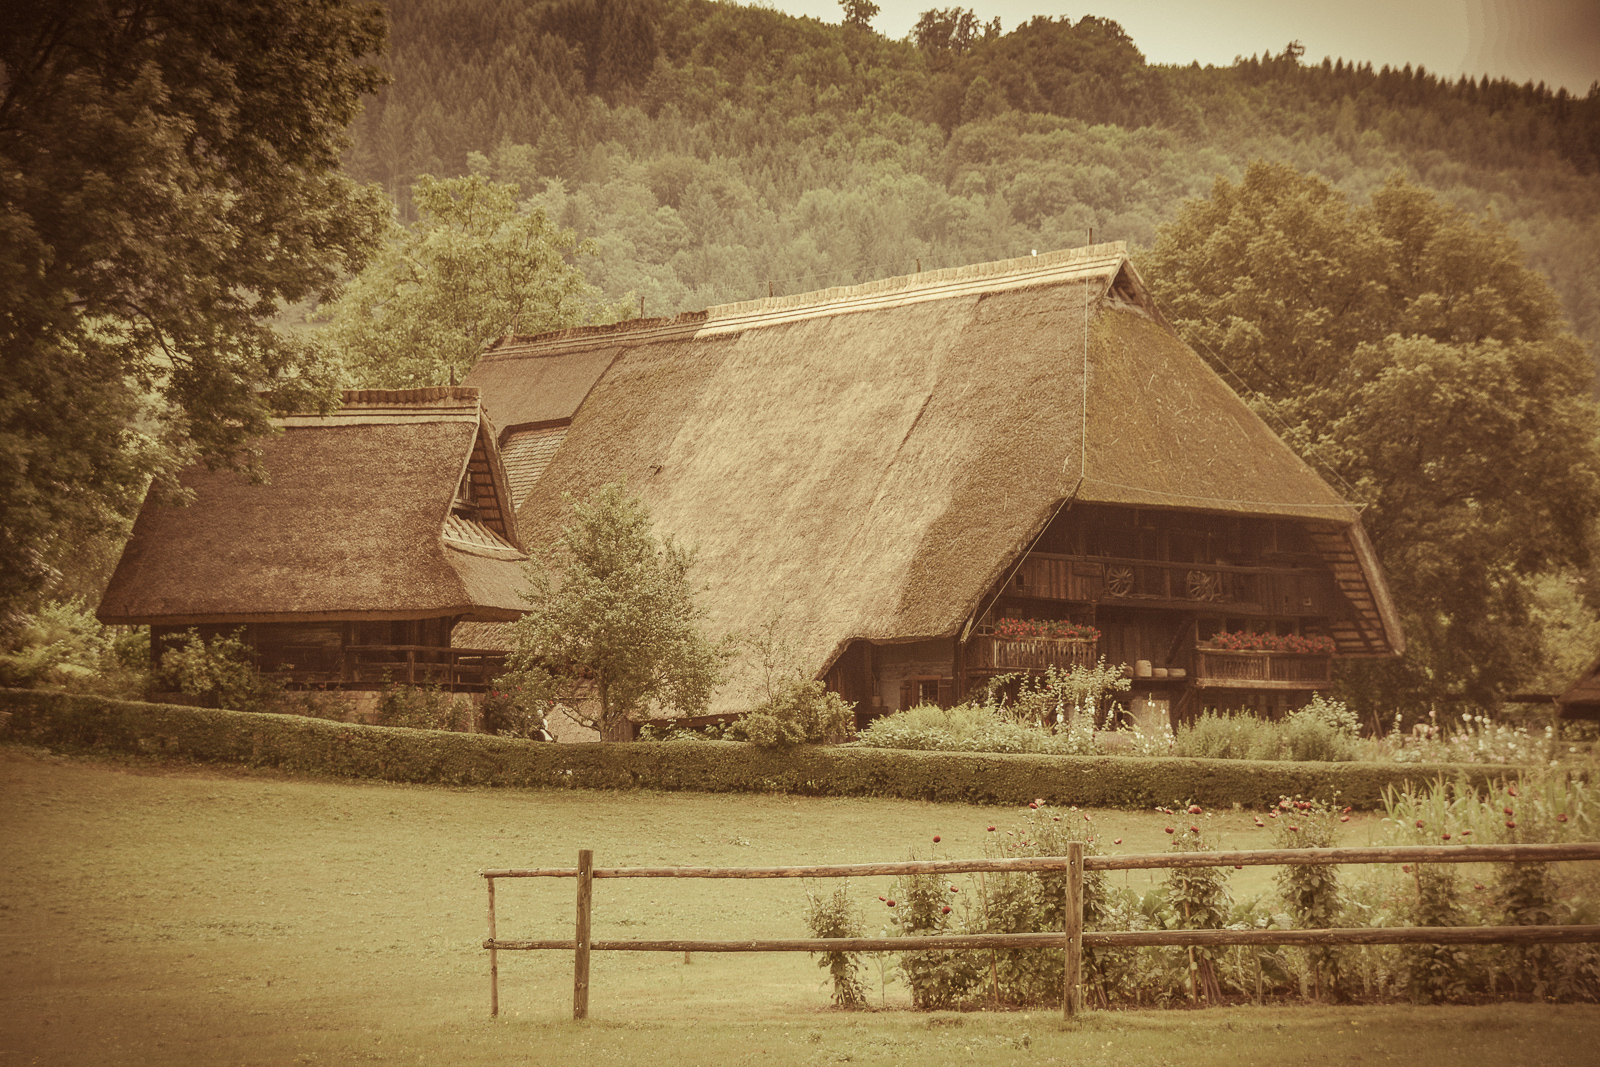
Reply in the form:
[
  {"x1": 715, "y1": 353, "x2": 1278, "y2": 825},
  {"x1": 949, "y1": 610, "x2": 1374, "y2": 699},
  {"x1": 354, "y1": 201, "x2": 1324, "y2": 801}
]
[
  {"x1": 841, "y1": 504, "x2": 1366, "y2": 726},
  {"x1": 100, "y1": 388, "x2": 529, "y2": 695},
  {"x1": 150, "y1": 620, "x2": 509, "y2": 693}
]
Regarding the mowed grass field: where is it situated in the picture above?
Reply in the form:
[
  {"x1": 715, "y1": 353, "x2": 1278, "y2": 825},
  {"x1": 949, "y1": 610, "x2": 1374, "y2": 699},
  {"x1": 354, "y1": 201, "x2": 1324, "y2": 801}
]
[{"x1": 3, "y1": 745, "x2": 1598, "y2": 1066}]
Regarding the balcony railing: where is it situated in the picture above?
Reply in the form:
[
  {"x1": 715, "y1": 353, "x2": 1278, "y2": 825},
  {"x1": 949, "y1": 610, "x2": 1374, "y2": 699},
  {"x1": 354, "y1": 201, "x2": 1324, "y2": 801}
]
[
  {"x1": 968, "y1": 635, "x2": 1096, "y2": 673},
  {"x1": 274, "y1": 645, "x2": 509, "y2": 692},
  {"x1": 1012, "y1": 553, "x2": 1337, "y2": 615},
  {"x1": 1191, "y1": 649, "x2": 1332, "y2": 690}
]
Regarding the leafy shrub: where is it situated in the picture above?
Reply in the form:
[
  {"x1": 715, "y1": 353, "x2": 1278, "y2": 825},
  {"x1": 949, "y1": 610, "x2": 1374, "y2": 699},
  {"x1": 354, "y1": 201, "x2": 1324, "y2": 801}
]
[
  {"x1": 1171, "y1": 712, "x2": 1283, "y2": 760},
  {"x1": 1125, "y1": 720, "x2": 1174, "y2": 756},
  {"x1": 803, "y1": 881, "x2": 868, "y2": 1008},
  {"x1": 480, "y1": 685, "x2": 549, "y2": 739},
  {"x1": 153, "y1": 628, "x2": 283, "y2": 712},
  {"x1": 1372, "y1": 708, "x2": 1558, "y2": 765},
  {"x1": 1271, "y1": 796, "x2": 1344, "y2": 998},
  {"x1": 885, "y1": 861, "x2": 983, "y2": 1009},
  {"x1": 999, "y1": 659, "x2": 1130, "y2": 736},
  {"x1": 854, "y1": 660, "x2": 1129, "y2": 757},
  {"x1": 0, "y1": 599, "x2": 148, "y2": 697},
  {"x1": 853, "y1": 701, "x2": 1088, "y2": 754},
  {"x1": 374, "y1": 679, "x2": 472, "y2": 732},
  {"x1": 1161, "y1": 821, "x2": 1233, "y2": 1003},
  {"x1": 876, "y1": 804, "x2": 1105, "y2": 1009},
  {"x1": 1284, "y1": 707, "x2": 1357, "y2": 762},
  {"x1": 1368, "y1": 771, "x2": 1600, "y2": 1002},
  {"x1": 1171, "y1": 698, "x2": 1357, "y2": 762},
  {"x1": 272, "y1": 688, "x2": 357, "y2": 721},
  {"x1": 734, "y1": 679, "x2": 854, "y2": 747}
]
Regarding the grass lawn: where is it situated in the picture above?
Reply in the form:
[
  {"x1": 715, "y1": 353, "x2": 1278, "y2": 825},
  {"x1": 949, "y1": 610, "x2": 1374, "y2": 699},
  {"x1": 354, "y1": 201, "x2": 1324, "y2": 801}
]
[{"x1": 2, "y1": 744, "x2": 1595, "y2": 1065}]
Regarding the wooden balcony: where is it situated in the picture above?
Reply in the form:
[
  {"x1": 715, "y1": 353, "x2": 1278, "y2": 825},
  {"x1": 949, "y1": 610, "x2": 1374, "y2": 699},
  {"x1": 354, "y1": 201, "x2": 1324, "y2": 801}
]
[
  {"x1": 968, "y1": 635, "x2": 1096, "y2": 673},
  {"x1": 275, "y1": 645, "x2": 509, "y2": 692},
  {"x1": 1012, "y1": 553, "x2": 1338, "y2": 615},
  {"x1": 1191, "y1": 649, "x2": 1332, "y2": 690}
]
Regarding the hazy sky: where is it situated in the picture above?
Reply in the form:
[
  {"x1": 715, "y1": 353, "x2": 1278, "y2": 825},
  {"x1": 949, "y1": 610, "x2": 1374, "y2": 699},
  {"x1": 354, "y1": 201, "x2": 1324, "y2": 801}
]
[{"x1": 763, "y1": 0, "x2": 1600, "y2": 94}]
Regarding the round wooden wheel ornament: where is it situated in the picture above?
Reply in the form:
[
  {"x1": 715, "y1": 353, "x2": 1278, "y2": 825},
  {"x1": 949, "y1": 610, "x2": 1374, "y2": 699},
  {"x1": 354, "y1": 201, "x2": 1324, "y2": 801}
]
[
  {"x1": 1186, "y1": 569, "x2": 1222, "y2": 602},
  {"x1": 1105, "y1": 565, "x2": 1135, "y2": 597}
]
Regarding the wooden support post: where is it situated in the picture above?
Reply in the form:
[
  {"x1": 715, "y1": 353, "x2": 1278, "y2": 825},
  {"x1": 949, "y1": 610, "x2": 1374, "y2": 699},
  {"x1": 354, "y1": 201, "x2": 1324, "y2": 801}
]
[
  {"x1": 1064, "y1": 841, "x2": 1083, "y2": 1019},
  {"x1": 487, "y1": 877, "x2": 499, "y2": 1017},
  {"x1": 574, "y1": 849, "x2": 594, "y2": 1020}
]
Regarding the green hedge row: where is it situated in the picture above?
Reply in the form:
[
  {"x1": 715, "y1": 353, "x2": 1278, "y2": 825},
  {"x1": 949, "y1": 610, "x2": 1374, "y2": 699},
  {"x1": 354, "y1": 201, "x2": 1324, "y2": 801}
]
[{"x1": 0, "y1": 689, "x2": 1519, "y2": 810}]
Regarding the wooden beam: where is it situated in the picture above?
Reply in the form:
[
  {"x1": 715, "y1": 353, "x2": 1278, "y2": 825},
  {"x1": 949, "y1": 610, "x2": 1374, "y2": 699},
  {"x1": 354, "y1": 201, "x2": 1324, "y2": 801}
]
[
  {"x1": 485, "y1": 925, "x2": 1600, "y2": 954},
  {"x1": 1064, "y1": 841, "x2": 1083, "y2": 1019},
  {"x1": 479, "y1": 843, "x2": 1600, "y2": 881},
  {"x1": 573, "y1": 850, "x2": 593, "y2": 1020}
]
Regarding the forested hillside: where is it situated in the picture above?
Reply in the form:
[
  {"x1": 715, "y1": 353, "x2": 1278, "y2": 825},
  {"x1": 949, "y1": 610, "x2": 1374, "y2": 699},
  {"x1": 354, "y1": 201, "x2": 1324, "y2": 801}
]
[{"x1": 341, "y1": 0, "x2": 1600, "y2": 362}]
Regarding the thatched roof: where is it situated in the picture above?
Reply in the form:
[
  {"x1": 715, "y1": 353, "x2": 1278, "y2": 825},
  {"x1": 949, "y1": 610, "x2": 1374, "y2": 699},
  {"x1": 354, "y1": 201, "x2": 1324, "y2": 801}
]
[
  {"x1": 466, "y1": 245, "x2": 1402, "y2": 705},
  {"x1": 98, "y1": 387, "x2": 528, "y2": 626},
  {"x1": 1558, "y1": 652, "x2": 1600, "y2": 720}
]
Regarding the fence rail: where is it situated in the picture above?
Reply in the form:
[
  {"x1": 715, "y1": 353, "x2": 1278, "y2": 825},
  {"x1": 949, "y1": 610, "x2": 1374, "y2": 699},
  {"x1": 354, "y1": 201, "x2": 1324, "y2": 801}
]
[{"x1": 481, "y1": 842, "x2": 1600, "y2": 1021}]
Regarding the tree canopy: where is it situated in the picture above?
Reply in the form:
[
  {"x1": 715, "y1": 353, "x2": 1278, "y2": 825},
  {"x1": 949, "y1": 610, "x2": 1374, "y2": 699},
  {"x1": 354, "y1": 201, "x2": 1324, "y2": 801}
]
[
  {"x1": 505, "y1": 484, "x2": 729, "y2": 740},
  {"x1": 324, "y1": 172, "x2": 619, "y2": 388},
  {"x1": 1143, "y1": 161, "x2": 1600, "y2": 711},
  {"x1": 0, "y1": 0, "x2": 390, "y2": 630}
]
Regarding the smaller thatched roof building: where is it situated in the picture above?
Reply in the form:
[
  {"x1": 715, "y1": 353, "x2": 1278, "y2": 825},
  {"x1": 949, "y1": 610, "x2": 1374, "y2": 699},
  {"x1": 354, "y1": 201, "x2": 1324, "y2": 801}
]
[{"x1": 99, "y1": 388, "x2": 527, "y2": 680}]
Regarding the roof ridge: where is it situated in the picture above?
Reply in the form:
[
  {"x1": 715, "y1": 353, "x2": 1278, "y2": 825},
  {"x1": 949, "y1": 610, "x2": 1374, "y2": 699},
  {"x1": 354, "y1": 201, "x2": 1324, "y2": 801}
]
[
  {"x1": 707, "y1": 242, "x2": 1127, "y2": 324},
  {"x1": 340, "y1": 386, "x2": 480, "y2": 408},
  {"x1": 487, "y1": 243, "x2": 1128, "y2": 354}
]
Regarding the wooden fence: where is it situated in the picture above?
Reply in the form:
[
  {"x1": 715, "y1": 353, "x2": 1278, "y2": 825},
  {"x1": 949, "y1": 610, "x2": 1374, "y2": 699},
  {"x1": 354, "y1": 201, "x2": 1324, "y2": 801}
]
[{"x1": 480, "y1": 842, "x2": 1600, "y2": 1020}]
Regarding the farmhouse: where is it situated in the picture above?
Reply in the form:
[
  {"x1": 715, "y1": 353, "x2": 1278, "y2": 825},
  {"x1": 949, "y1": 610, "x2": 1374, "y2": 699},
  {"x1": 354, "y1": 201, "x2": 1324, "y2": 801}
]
[
  {"x1": 465, "y1": 243, "x2": 1403, "y2": 726},
  {"x1": 97, "y1": 387, "x2": 525, "y2": 693}
]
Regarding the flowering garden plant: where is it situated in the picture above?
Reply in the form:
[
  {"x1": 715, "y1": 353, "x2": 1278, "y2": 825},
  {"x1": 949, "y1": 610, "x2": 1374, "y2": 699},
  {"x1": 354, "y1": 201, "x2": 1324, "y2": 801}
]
[
  {"x1": 1205, "y1": 630, "x2": 1335, "y2": 654},
  {"x1": 990, "y1": 618, "x2": 1100, "y2": 642}
]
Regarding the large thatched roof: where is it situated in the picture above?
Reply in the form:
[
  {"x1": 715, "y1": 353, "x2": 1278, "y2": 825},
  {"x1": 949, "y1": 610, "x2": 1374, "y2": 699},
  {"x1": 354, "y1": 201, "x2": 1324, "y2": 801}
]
[
  {"x1": 98, "y1": 388, "x2": 528, "y2": 625},
  {"x1": 466, "y1": 245, "x2": 1401, "y2": 703}
]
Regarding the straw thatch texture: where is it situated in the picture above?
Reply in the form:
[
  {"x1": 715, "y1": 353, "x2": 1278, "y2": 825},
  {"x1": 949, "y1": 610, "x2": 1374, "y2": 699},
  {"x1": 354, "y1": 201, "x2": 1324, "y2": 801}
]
[
  {"x1": 468, "y1": 345, "x2": 618, "y2": 434},
  {"x1": 99, "y1": 416, "x2": 527, "y2": 625},
  {"x1": 472, "y1": 247, "x2": 1389, "y2": 710},
  {"x1": 1559, "y1": 652, "x2": 1600, "y2": 719}
]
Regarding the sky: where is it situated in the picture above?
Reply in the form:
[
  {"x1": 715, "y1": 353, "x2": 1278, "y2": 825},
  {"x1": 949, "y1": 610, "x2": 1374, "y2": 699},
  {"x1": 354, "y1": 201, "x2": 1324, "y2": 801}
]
[{"x1": 762, "y1": 0, "x2": 1600, "y2": 94}]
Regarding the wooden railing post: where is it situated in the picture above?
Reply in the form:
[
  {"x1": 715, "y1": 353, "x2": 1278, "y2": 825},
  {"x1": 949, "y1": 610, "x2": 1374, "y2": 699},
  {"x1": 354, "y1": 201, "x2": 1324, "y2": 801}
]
[
  {"x1": 487, "y1": 876, "x2": 499, "y2": 1017},
  {"x1": 1064, "y1": 841, "x2": 1083, "y2": 1019},
  {"x1": 574, "y1": 849, "x2": 594, "y2": 1020}
]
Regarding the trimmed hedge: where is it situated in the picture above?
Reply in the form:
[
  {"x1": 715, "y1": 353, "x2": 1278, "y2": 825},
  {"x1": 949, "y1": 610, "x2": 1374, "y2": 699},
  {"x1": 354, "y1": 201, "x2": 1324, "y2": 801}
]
[{"x1": 0, "y1": 689, "x2": 1520, "y2": 810}]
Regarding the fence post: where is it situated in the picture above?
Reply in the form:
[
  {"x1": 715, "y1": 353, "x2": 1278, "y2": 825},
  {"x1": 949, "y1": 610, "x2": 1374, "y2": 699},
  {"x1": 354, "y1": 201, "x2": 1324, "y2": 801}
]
[
  {"x1": 574, "y1": 849, "x2": 594, "y2": 1020},
  {"x1": 487, "y1": 876, "x2": 499, "y2": 1017},
  {"x1": 1064, "y1": 841, "x2": 1083, "y2": 1019}
]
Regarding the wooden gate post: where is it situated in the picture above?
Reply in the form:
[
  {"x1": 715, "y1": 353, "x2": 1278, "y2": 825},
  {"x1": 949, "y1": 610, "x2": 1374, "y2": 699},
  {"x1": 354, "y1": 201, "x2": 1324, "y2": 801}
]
[
  {"x1": 487, "y1": 876, "x2": 499, "y2": 1017},
  {"x1": 574, "y1": 849, "x2": 594, "y2": 1020},
  {"x1": 1064, "y1": 842, "x2": 1083, "y2": 1019}
]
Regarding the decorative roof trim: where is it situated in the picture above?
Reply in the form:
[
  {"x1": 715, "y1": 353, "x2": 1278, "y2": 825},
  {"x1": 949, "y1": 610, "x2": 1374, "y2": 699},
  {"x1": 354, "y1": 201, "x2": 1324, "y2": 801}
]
[
  {"x1": 276, "y1": 386, "x2": 483, "y2": 428},
  {"x1": 492, "y1": 244, "x2": 1130, "y2": 356},
  {"x1": 695, "y1": 245, "x2": 1127, "y2": 338}
]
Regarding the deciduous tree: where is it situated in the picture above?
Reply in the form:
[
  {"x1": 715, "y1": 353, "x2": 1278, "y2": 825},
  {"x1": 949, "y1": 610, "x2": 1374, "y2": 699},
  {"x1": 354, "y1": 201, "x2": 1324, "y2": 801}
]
[
  {"x1": 324, "y1": 173, "x2": 620, "y2": 388},
  {"x1": 1143, "y1": 161, "x2": 1600, "y2": 711},
  {"x1": 504, "y1": 484, "x2": 730, "y2": 740},
  {"x1": 0, "y1": 0, "x2": 390, "y2": 630}
]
